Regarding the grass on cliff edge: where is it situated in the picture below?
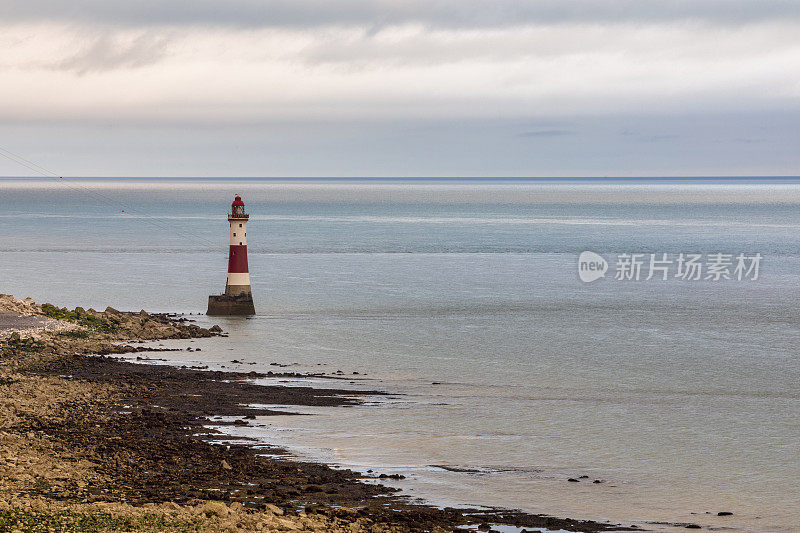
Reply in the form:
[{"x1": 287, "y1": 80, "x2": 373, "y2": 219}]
[
  {"x1": 57, "y1": 330, "x2": 90, "y2": 339},
  {"x1": 40, "y1": 304, "x2": 119, "y2": 333},
  {"x1": 0, "y1": 508, "x2": 203, "y2": 532}
]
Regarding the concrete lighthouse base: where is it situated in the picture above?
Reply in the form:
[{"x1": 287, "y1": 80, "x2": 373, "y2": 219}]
[{"x1": 206, "y1": 293, "x2": 255, "y2": 316}]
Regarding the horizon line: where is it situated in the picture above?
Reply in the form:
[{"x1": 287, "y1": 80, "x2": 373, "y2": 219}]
[{"x1": 3, "y1": 175, "x2": 800, "y2": 181}]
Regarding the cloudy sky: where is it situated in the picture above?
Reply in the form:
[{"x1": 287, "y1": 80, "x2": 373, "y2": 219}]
[{"x1": 0, "y1": 0, "x2": 799, "y2": 177}]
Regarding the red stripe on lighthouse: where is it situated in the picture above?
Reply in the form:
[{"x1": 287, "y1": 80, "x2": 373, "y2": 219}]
[{"x1": 228, "y1": 245, "x2": 249, "y2": 273}]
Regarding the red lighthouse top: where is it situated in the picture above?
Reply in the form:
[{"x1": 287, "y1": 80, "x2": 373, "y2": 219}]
[{"x1": 229, "y1": 195, "x2": 249, "y2": 220}]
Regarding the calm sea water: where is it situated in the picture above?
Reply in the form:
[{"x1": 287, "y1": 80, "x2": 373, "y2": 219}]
[{"x1": 1, "y1": 178, "x2": 798, "y2": 532}]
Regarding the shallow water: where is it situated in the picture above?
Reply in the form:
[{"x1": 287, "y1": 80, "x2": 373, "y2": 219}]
[{"x1": 1, "y1": 178, "x2": 798, "y2": 532}]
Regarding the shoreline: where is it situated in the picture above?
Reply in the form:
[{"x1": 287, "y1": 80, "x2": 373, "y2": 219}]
[{"x1": 0, "y1": 294, "x2": 641, "y2": 532}]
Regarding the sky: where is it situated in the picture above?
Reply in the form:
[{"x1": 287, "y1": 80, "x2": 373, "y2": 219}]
[{"x1": 0, "y1": 0, "x2": 799, "y2": 177}]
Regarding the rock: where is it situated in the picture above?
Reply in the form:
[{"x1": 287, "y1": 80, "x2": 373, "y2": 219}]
[
  {"x1": 200, "y1": 500, "x2": 229, "y2": 518},
  {"x1": 210, "y1": 325, "x2": 222, "y2": 333},
  {"x1": 578, "y1": 475, "x2": 589, "y2": 478},
  {"x1": 717, "y1": 511, "x2": 733, "y2": 516},
  {"x1": 221, "y1": 460, "x2": 232, "y2": 470},
  {"x1": 593, "y1": 479, "x2": 603, "y2": 483},
  {"x1": 265, "y1": 503, "x2": 284, "y2": 516},
  {"x1": 568, "y1": 478, "x2": 579, "y2": 482},
  {"x1": 684, "y1": 525, "x2": 701, "y2": 529},
  {"x1": 276, "y1": 517, "x2": 301, "y2": 530}
]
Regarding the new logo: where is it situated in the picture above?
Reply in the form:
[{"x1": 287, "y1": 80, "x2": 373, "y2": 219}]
[{"x1": 578, "y1": 251, "x2": 608, "y2": 282}]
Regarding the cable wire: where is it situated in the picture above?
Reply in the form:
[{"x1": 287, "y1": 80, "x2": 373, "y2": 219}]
[{"x1": 0, "y1": 146, "x2": 223, "y2": 249}]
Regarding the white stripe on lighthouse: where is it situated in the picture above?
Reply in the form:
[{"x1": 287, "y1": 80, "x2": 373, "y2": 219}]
[
  {"x1": 226, "y1": 272, "x2": 250, "y2": 286},
  {"x1": 229, "y1": 222, "x2": 247, "y2": 245}
]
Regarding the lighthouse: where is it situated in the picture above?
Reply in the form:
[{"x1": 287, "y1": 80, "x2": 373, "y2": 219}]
[{"x1": 207, "y1": 195, "x2": 256, "y2": 315}]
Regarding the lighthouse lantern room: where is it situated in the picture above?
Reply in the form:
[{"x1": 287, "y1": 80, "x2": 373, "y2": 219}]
[{"x1": 207, "y1": 195, "x2": 256, "y2": 315}]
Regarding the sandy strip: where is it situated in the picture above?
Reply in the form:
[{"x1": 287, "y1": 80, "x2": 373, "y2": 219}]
[{"x1": 0, "y1": 311, "x2": 74, "y2": 336}]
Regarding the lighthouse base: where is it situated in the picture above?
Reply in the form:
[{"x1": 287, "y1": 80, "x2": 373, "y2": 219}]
[{"x1": 206, "y1": 293, "x2": 255, "y2": 316}]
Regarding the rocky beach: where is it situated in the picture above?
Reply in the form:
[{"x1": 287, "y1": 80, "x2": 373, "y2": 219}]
[{"x1": 0, "y1": 293, "x2": 645, "y2": 533}]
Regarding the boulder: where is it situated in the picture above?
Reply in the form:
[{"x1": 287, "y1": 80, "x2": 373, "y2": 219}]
[{"x1": 199, "y1": 500, "x2": 229, "y2": 518}]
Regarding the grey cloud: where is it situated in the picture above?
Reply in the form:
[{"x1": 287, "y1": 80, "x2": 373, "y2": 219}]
[
  {"x1": 4, "y1": 112, "x2": 797, "y2": 177},
  {"x1": 52, "y1": 33, "x2": 171, "y2": 74},
  {"x1": 637, "y1": 134, "x2": 681, "y2": 143},
  {"x1": 518, "y1": 129, "x2": 575, "y2": 138},
  {"x1": 618, "y1": 130, "x2": 683, "y2": 143},
  {"x1": 2, "y1": 0, "x2": 799, "y2": 29}
]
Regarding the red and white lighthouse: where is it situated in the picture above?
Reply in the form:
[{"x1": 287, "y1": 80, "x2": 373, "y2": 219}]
[
  {"x1": 226, "y1": 195, "x2": 251, "y2": 296},
  {"x1": 207, "y1": 195, "x2": 256, "y2": 315}
]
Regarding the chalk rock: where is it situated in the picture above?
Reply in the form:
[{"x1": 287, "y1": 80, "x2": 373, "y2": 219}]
[{"x1": 199, "y1": 501, "x2": 229, "y2": 518}]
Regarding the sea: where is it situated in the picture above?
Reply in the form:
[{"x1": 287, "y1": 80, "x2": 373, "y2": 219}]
[{"x1": 1, "y1": 177, "x2": 798, "y2": 533}]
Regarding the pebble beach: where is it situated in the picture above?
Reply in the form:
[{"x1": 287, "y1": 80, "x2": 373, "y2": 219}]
[{"x1": 0, "y1": 294, "x2": 636, "y2": 533}]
